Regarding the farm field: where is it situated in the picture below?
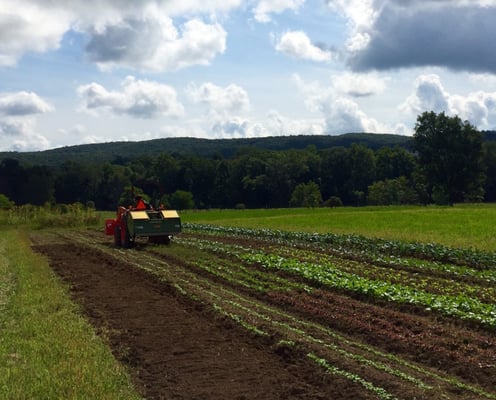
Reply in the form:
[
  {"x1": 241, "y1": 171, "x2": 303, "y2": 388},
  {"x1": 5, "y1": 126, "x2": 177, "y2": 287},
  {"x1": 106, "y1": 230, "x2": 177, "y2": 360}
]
[
  {"x1": 29, "y1": 221, "x2": 496, "y2": 400},
  {"x1": 182, "y1": 204, "x2": 496, "y2": 251}
]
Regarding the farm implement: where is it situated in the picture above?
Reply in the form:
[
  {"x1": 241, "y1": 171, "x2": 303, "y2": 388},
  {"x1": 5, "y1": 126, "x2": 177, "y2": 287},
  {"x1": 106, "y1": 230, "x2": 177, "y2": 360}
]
[{"x1": 105, "y1": 197, "x2": 181, "y2": 247}]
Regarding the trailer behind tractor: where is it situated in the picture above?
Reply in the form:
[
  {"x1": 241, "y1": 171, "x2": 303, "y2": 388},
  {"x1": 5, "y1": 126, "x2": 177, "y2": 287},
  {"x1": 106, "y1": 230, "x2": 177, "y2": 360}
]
[{"x1": 105, "y1": 198, "x2": 181, "y2": 247}]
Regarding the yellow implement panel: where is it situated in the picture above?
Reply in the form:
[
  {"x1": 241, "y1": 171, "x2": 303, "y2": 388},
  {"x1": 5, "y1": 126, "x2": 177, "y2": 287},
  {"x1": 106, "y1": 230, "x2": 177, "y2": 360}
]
[
  {"x1": 129, "y1": 211, "x2": 150, "y2": 220},
  {"x1": 161, "y1": 210, "x2": 179, "y2": 219}
]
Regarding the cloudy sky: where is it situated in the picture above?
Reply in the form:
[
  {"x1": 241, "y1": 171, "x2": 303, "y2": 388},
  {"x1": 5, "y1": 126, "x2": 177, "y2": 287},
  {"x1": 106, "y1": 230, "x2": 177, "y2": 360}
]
[{"x1": 2, "y1": 0, "x2": 496, "y2": 151}]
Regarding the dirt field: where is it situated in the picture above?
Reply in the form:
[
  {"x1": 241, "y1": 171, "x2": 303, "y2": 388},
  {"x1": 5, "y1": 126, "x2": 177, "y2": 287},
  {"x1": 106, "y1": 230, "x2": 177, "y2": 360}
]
[{"x1": 30, "y1": 229, "x2": 496, "y2": 400}]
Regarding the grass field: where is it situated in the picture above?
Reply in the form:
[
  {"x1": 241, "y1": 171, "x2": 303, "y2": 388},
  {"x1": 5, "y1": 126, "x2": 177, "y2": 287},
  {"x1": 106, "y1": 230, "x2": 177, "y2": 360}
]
[
  {"x1": 0, "y1": 229, "x2": 141, "y2": 400},
  {"x1": 182, "y1": 204, "x2": 496, "y2": 251},
  {"x1": 1, "y1": 203, "x2": 495, "y2": 398}
]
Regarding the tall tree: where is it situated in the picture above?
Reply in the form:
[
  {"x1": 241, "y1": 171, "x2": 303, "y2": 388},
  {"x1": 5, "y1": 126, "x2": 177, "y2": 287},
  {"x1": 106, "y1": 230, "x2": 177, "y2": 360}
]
[
  {"x1": 413, "y1": 111, "x2": 485, "y2": 204},
  {"x1": 375, "y1": 146, "x2": 416, "y2": 181},
  {"x1": 347, "y1": 144, "x2": 376, "y2": 205}
]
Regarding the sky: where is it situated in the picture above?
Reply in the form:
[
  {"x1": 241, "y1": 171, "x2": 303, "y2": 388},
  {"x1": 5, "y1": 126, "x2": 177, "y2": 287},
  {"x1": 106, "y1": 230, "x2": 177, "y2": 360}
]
[{"x1": 2, "y1": 0, "x2": 496, "y2": 151}]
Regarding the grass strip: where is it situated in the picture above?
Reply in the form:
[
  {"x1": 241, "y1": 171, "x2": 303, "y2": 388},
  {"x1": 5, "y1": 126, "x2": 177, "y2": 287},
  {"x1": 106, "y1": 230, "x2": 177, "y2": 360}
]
[{"x1": 0, "y1": 230, "x2": 141, "y2": 400}]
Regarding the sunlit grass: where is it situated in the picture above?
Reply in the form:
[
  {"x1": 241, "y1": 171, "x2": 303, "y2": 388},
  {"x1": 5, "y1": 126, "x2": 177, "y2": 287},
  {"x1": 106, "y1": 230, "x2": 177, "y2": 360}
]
[
  {"x1": 181, "y1": 204, "x2": 496, "y2": 251},
  {"x1": 0, "y1": 229, "x2": 141, "y2": 400}
]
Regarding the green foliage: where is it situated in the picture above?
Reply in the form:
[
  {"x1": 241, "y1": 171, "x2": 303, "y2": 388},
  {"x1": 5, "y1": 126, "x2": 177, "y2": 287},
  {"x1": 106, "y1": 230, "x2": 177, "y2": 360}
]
[
  {"x1": 118, "y1": 185, "x2": 149, "y2": 207},
  {"x1": 289, "y1": 181, "x2": 322, "y2": 207},
  {"x1": 413, "y1": 111, "x2": 485, "y2": 204},
  {"x1": 2, "y1": 126, "x2": 495, "y2": 209},
  {"x1": 483, "y1": 142, "x2": 496, "y2": 201},
  {"x1": 168, "y1": 190, "x2": 195, "y2": 210},
  {"x1": 367, "y1": 176, "x2": 418, "y2": 205},
  {"x1": 0, "y1": 193, "x2": 14, "y2": 209},
  {"x1": 182, "y1": 204, "x2": 496, "y2": 252},
  {"x1": 0, "y1": 231, "x2": 140, "y2": 399},
  {"x1": 185, "y1": 224, "x2": 496, "y2": 327},
  {"x1": 0, "y1": 133, "x2": 413, "y2": 166},
  {"x1": 4, "y1": 203, "x2": 101, "y2": 228},
  {"x1": 323, "y1": 196, "x2": 343, "y2": 207}
]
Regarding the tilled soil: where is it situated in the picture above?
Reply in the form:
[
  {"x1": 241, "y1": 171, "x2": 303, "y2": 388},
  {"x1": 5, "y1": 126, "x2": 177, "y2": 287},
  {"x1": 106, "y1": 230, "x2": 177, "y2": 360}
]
[
  {"x1": 31, "y1": 237, "x2": 362, "y2": 400},
  {"x1": 30, "y1": 230, "x2": 496, "y2": 400}
]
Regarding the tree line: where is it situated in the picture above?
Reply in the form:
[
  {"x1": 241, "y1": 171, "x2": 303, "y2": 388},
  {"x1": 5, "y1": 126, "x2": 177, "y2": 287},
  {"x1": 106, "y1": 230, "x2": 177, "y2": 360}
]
[{"x1": 1, "y1": 112, "x2": 495, "y2": 210}]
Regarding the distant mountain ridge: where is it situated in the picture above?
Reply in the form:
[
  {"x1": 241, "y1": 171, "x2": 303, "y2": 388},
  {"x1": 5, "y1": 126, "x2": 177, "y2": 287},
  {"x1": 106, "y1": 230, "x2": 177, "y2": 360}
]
[
  {"x1": 0, "y1": 133, "x2": 412, "y2": 166},
  {"x1": 1, "y1": 131, "x2": 494, "y2": 166}
]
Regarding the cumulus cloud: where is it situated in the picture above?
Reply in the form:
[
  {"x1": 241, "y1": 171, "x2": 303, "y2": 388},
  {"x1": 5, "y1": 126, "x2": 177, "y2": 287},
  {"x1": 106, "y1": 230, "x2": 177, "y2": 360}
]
[
  {"x1": 212, "y1": 117, "x2": 252, "y2": 137},
  {"x1": 253, "y1": 0, "x2": 305, "y2": 23},
  {"x1": 86, "y1": 16, "x2": 227, "y2": 71},
  {"x1": 322, "y1": 97, "x2": 384, "y2": 134},
  {"x1": 0, "y1": 1, "x2": 231, "y2": 70},
  {"x1": 186, "y1": 82, "x2": 250, "y2": 116},
  {"x1": 77, "y1": 76, "x2": 184, "y2": 119},
  {"x1": 266, "y1": 110, "x2": 325, "y2": 136},
  {"x1": 293, "y1": 73, "x2": 386, "y2": 135},
  {"x1": 332, "y1": 72, "x2": 386, "y2": 97},
  {"x1": 0, "y1": 92, "x2": 54, "y2": 116},
  {"x1": 401, "y1": 73, "x2": 496, "y2": 129},
  {"x1": 401, "y1": 74, "x2": 449, "y2": 115},
  {"x1": 0, "y1": 1, "x2": 71, "y2": 66},
  {"x1": 275, "y1": 31, "x2": 333, "y2": 62},
  {"x1": 0, "y1": 90, "x2": 53, "y2": 150},
  {"x1": 343, "y1": 1, "x2": 496, "y2": 73},
  {"x1": 0, "y1": 118, "x2": 50, "y2": 151}
]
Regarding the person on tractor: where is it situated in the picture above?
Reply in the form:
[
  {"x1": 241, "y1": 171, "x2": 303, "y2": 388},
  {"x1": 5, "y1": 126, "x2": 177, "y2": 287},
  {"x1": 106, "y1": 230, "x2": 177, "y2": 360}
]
[{"x1": 134, "y1": 196, "x2": 152, "y2": 210}]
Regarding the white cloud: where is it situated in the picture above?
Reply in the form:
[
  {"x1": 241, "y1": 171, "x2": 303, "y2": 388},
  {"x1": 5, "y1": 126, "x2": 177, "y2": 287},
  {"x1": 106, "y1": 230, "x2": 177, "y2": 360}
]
[
  {"x1": 275, "y1": 31, "x2": 333, "y2": 62},
  {"x1": 253, "y1": 0, "x2": 305, "y2": 23},
  {"x1": 0, "y1": 1, "x2": 71, "y2": 66},
  {"x1": 0, "y1": 91, "x2": 54, "y2": 116},
  {"x1": 292, "y1": 74, "x2": 335, "y2": 113},
  {"x1": 86, "y1": 17, "x2": 227, "y2": 72},
  {"x1": 293, "y1": 73, "x2": 386, "y2": 134},
  {"x1": 266, "y1": 110, "x2": 325, "y2": 135},
  {"x1": 0, "y1": 90, "x2": 53, "y2": 150},
  {"x1": 0, "y1": 118, "x2": 50, "y2": 151},
  {"x1": 401, "y1": 73, "x2": 496, "y2": 129},
  {"x1": 323, "y1": 97, "x2": 384, "y2": 134},
  {"x1": 186, "y1": 82, "x2": 250, "y2": 116},
  {"x1": 0, "y1": 1, "x2": 230, "y2": 70},
  {"x1": 400, "y1": 74, "x2": 449, "y2": 115},
  {"x1": 77, "y1": 76, "x2": 184, "y2": 119},
  {"x1": 332, "y1": 72, "x2": 386, "y2": 97},
  {"x1": 327, "y1": 0, "x2": 376, "y2": 30},
  {"x1": 211, "y1": 117, "x2": 252, "y2": 137}
]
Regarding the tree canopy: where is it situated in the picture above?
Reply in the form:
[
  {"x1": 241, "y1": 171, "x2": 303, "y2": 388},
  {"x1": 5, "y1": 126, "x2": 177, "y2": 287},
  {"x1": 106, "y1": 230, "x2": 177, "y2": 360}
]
[
  {"x1": 413, "y1": 111, "x2": 485, "y2": 204},
  {"x1": 1, "y1": 123, "x2": 496, "y2": 209}
]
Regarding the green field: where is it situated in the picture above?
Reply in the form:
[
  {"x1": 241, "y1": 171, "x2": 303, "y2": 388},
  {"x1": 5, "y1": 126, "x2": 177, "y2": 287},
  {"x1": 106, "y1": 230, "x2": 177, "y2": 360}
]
[
  {"x1": 182, "y1": 204, "x2": 496, "y2": 252},
  {"x1": 2, "y1": 203, "x2": 495, "y2": 398},
  {"x1": 0, "y1": 229, "x2": 140, "y2": 400}
]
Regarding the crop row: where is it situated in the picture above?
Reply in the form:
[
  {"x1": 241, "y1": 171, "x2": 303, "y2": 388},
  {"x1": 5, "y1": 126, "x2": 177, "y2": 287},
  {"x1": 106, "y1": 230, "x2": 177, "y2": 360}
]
[
  {"x1": 179, "y1": 233, "x2": 496, "y2": 328},
  {"x1": 184, "y1": 223, "x2": 496, "y2": 269},
  {"x1": 64, "y1": 230, "x2": 496, "y2": 399}
]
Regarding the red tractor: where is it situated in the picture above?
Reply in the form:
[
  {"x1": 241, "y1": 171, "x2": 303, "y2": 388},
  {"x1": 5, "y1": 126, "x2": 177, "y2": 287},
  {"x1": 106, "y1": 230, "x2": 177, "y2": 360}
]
[{"x1": 105, "y1": 197, "x2": 181, "y2": 248}]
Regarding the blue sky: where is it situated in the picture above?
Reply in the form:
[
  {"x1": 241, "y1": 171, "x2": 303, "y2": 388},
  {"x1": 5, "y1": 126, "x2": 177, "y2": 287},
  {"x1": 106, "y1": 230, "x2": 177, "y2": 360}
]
[{"x1": 2, "y1": 0, "x2": 496, "y2": 151}]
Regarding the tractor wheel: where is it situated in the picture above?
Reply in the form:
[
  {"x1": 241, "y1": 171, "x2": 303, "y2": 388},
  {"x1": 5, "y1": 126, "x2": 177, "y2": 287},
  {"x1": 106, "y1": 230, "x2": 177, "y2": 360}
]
[
  {"x1": 122, "y1": 224, "x2": 131, "y2": 248},
  {"x1": 114, "y1": 226, "x2": 122, "y2": 247}
]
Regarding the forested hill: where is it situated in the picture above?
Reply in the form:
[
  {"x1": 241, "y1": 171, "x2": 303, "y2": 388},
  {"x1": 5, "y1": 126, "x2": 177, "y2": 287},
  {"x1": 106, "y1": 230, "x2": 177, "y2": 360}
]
[{"x1": 0, "y1": 133, "x2": 413, "y2": 166}]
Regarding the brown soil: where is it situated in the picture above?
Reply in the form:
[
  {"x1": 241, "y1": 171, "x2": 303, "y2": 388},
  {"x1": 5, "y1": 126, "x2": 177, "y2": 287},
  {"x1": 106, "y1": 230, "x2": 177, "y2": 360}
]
[
  {"x1": 30, "y1": 230, "x2": 496, "y2": 400},
  {"x1": 31, "y1": 237, "x2": 365, "y2": 400}
]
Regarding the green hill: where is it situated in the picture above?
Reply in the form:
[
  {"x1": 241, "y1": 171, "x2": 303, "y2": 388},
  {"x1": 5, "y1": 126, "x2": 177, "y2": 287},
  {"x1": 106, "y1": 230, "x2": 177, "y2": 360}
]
[{"x1": 0, "y1": 133, "x2": 413, "y2": 166}]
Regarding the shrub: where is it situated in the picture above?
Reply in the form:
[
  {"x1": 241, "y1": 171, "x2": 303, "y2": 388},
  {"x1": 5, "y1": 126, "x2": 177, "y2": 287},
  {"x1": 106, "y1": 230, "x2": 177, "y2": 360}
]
[{"x1": 324, "y1": 196, "x2": 343, "y2": 208}]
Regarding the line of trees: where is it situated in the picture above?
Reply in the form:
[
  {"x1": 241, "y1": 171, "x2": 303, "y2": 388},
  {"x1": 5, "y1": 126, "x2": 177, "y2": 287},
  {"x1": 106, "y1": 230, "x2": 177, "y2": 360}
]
[{"x1": 1, "y1": 112, "x2": 495, "y2": 210}]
